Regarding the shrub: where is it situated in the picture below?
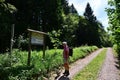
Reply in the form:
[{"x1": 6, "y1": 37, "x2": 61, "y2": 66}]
[{"x1": 0, "y1": 46, "x2": 98, "y2": 79}]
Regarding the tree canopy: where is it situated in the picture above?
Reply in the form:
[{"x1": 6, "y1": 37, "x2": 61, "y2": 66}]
[
  {"x1": 84, "y1": 2, "x2": 96, "y2": 22},
  {"x1": 0, "y1": 0, "x2": 111, "y2": 52},
  {"x1": 106, "y1": 0, "x2": 120, "y2": 58},
  {"x1": 0, "y1": 0, "x2": 16, "y2": 52}
]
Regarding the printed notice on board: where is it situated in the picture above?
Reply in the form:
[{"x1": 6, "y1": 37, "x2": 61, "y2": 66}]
[{"x1": 31, "y1": 32, "x2": 44, "y2": 45}]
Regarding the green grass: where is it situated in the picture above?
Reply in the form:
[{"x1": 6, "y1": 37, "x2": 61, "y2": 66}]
[
  {"x1": 0, "y1": 46, "x2": 98, "y2": 79},
  {"x1": 70, "y1": 46, "x2": 98, "y2": 63},
  {"x1": 73, "y1": 48, "x2": 107, "y2": 80}
]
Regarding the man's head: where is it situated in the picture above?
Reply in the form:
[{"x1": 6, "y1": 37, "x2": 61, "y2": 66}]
[{"x1": 62, "y1": 42, "x2": 67, "y2": 47}]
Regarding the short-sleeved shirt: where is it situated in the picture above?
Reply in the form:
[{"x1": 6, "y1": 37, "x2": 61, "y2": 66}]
[{"x1": 63, "y1": 45, "x2": 69, "y2": 59}]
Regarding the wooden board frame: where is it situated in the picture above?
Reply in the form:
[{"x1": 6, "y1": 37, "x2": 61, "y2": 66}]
[{"x1": 27, "y1": 29, "x2": 47, "y2": 66}]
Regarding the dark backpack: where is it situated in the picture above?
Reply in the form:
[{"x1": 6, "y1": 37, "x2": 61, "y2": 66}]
[{"x1": 69, "y1": 47, "x2": 73, "y2": 56}]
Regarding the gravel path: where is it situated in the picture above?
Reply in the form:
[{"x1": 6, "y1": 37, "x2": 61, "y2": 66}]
[
  {"x1": 56, "y1": 48, "x2": 103, "y2": 80},
  {"x1": 69, "y1": 48, "x2": 103, "y2": 79},
  {"x1": 97, "y1": 48, "x2": 120, "y2": 80},
  {"x1": 51, "y1": 48, "x2": 120, "y2": 80}
]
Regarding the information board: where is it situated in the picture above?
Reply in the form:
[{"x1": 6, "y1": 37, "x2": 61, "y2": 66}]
[{"x1": 31, "y1": 32, "x2": 44, "y2": 45}]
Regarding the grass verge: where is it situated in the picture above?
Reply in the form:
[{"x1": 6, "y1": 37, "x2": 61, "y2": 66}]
[
  {"x1": 0, "y1": 46, "x2": 98, "y2": 79},
  {"x1": 73, "y1": 48, "x2": 107, "y2": 80}
]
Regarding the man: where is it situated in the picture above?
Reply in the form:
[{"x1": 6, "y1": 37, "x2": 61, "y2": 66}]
[{"x1": 62, "y1": 42, "x2": 69, "y2": 76}]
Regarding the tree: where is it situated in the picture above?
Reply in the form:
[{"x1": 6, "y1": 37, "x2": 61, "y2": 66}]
[
  {"x1": 106, "y1": 0, "x2": 120, "y2": 59},
  {"x1": 61, "y1": 13, "x2": 79, "y2": 46},
  {"x1": 6, "y1": 0, "x2": 63, "y2": 32},
  {"x1": 75, "y1": 2, "x2": 109, "y2": 47},
  {"x1": 75, "y1": 16, "x2": 89, "y2": 46},
  {"x1": 0, "y1": 0, "x2": 16, "y2": 52},
  {"x1": 61, "y1": 0, "x2": 70, "y2": 15},
  {"x1": 69, "y1": 4, "x2": 78, "y2": 14},
  {"x1": 41, "y1": 0, "x2": 63, "y2": 32},
  {"x1": 5, "y1": 0, "x2": 64, "y2": 49},
  {"x1": 6, "y1": 0, "x2": 44, "y2": 33},
  {"x1": 81, "y1": 3, "x2": 100, "y2": 46},
  {"x1": 84, "y1": 2, "x2": 96, "y2": 22}
]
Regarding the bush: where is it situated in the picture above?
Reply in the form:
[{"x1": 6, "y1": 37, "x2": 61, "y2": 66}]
[
  {"x1": 113, "y1": 44, "x2": 120, "y2": 59},
  {"x1": 15, "y1": 35, "x2": 28, "y2": 50},
  {"x1": 0, "y1": 46, "x2": 98, "y2": 79}
]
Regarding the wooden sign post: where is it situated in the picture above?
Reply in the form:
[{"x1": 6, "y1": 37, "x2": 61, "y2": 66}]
[
  {"x1": 27, "y1": 29, "x2": 47, "y2": 66},
  {"x1": 10, "y1": 24, "x2": 15, "y2": 55},
  {"x1": 10, "y1": 24, "x2": 15, "y2": 66}
]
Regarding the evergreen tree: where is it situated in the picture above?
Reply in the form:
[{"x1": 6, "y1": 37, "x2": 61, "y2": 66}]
[
  {"x1": 76, "y1": 2, "x2": 104, "y2": 47},
  {"x1": 84, "y1": 2, "x2": 96, "y2": 22},
  {"x1": 61, "y1": 0, "x2": 70, "y2": 15},
  {"x1": 5, "y1": 0, "x2": 64, "y2": 49},
  {"x1": 0, "y1": 0, "x2": 16, "y2": 52},
  {"x1": 69, "y1": 4, "x2": 78, "y2": 14},
  {"x1": 6, "y1": 0, "x2": 63, "y2": 32},
  {"x1": 41, "y1": 0, "x2": 63, "y2": 32}
]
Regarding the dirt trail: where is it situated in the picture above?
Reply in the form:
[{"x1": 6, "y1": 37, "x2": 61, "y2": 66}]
[
  {"x1": 69, "y1": 48, "x2": 104, "y2": 79},
  {"x1": 51, "y1": 48, "x2": 120, "y2": 80},
  {"x1": 55, "y1": 48, "x2": 104, "y2": 80},
  {"x1": 97, "y1": 48, "x2": 120, "y2": 80}
]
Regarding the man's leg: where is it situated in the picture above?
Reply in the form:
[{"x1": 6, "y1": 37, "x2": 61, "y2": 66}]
[{"x1": 64, "y1": 63, "x2": 69, "y2": 76}]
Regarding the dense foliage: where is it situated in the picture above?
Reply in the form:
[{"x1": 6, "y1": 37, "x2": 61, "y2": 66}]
[
  {"x1": 0, "y1": 0, "x2": 111, "y2": 52},
  {"x1": 106, "y1": 0, "x2": 120, "y2": 59},
  {"x1": 0, "y1": 46, "x2": 98, "y2": 79},
  {"x1": 0, "y1": 0, "x2": 16, "y2": 52},
  {"x1": 84, "y1": 3, "x2": 96, "y2": 22},
  {"x1": 75, "y1": 3, "x2": 111, "y2": 47}
]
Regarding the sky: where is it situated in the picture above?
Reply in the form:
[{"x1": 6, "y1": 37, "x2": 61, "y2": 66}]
[{"x1": 68, "y1": 0, "x2": 109, "y2": 31}]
